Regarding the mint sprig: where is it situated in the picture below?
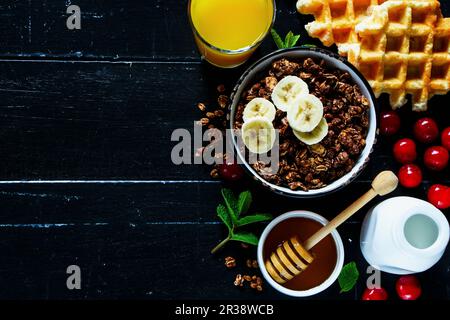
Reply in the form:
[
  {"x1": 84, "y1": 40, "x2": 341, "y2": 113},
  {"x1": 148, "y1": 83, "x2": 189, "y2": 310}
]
[
  {"x1": 271, "y1": 29, "x2": 301, "y2": 49},
  {"x1": 211, "y1": 189, "x2": 273, "y2": 254},
  {"x1": 271, "y1": 29, "x2": 316, "y2": 49},
  {"x1": 338, "y1": 261, "x2": 360, "y2": 293}
]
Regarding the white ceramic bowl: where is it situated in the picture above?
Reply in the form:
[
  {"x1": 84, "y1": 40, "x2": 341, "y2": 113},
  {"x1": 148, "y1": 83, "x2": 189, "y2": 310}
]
[
  {"x1": 229, "y1": 48, "x2": 378, "y2": 198},
  {"x1": 257, "y1": 210, "x2": 344, "y2": 297}
]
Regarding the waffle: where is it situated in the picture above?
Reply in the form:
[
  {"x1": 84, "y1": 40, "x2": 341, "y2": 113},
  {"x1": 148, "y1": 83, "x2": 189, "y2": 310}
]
[
  {"x1": 351, "y1": 0, "x2": 449, "y2": 111},
  {"x1": 296, "y1": 0, "x2": 386, "y2": 56}
]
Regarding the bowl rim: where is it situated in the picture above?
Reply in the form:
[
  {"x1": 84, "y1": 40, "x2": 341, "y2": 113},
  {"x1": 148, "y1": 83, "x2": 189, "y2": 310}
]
[
  {"x1": 228, "y1": 47, "x2": 379, "y2": 198},
  {"x1": 257, "y1": 210, "x2": 345, "y2": 297}
]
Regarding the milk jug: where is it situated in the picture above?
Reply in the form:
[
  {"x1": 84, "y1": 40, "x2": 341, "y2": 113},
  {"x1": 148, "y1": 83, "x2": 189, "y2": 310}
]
[{"x1": 360, "y1": 196, "x2": 449, "y2": 274}]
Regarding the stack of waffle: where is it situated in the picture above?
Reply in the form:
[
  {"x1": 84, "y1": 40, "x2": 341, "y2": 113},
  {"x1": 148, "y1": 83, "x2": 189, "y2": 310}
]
[{"x1": 297, "y1": 0, "x2": 450, "y2": 111}]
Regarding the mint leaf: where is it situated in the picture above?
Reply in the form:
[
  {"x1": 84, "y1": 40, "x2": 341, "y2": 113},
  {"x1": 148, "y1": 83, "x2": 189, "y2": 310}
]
[
  {"x1": 288, "y1": 34, "x2": 301, "y2": 48},
  {"x1": 284, "y1": 31, "x2": 293, "y2": 48},
  {"x1": 212, "y1": 190, "x2": 274, "y2": 253},
  {"x1": 221, "y1": 188, "x2": 238, "y2": 223},
  {"x1": 271, "y1": 29, "x2": 285, "y2": 49},
  {"x1": 338, "y1": 262, "x2": 360, "y2": 293},
  {"x1": 231, "y1": 232, "x2": 259, "y2": 246},
  {"x1": 272, "y1": 29, "x2": 301, "y2": 49},
  {"x1": 236, "y1": 213, "x2": 272, "y2": 227},
  {"x1": 217, "y1": 204, "x2": 232, "y2": 232},
  {"x1": 237, "y1": 191, "x2": 252, "y2": 216}
]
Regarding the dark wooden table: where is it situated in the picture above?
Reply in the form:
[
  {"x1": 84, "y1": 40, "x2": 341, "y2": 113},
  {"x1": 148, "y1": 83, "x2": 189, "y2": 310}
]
[{"x1": 0, "y1": 0, "x2": 448, "y2": 300}]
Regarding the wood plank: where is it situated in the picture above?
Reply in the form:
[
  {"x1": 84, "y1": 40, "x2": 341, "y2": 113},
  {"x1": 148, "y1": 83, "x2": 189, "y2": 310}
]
[
  {"x1": 0, "y1": 224, "x2": 447, "y2": 299},
  {"x1": 0, "y1": 181, "x2": 447, "y2": 224},
  {"x1": 0, "y1": 182, "x2": 367, "y2": 224},
  {"x1": 1, "y1": 0, "x2": 448, "y2": 60}
]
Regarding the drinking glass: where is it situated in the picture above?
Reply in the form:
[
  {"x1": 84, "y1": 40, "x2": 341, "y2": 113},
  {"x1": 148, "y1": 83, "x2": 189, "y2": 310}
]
[{"x1": 188, "y1": 0, "x2": 276, "y2": 68}]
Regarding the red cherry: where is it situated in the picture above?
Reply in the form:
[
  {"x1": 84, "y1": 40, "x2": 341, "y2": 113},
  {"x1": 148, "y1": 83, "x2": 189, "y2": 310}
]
[
  {"x1": 362, "y1": 287, "x2": 389, "y2": 300},
  {"x1": 393, "y1": 138, "x2": 417, "y2": 164},
  {"x1": 218, "y1": 162, "x2": 244, "y2": 181},
  {"x1": 398, "y1": 164, "x2": 422, "y2": 188},
  {"x1": 424, "y1": 146, "x2": 449, "y2": 171},
  {"x1": 442, "y1": 127, "x2": 450, "y2": 151},
  {"x1": 380, "y1": 111, "x2": 401, "y2": 136},
  {"x1": 427, "y1": 184, "x2": 450, "y2": 209},
  {"x1": 413, "y1": 118, "x2": 439, "y2": 144},
  {"x1": 396, "y1": 276, "x2": 422, "y2": 300}
]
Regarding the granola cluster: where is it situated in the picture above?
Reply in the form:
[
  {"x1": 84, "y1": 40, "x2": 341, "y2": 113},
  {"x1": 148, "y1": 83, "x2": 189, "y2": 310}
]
[
  {"x1": 234, "y1": 58, "x2": 370, "y2": 191},
  {"x1": 196, "y1": 85, "x2": 230, "y2": 178},
  {"x1": 224, "y1": 257, "x2": 263, "y2": 292},
  {"x1": 234, "y1": 274, "x2": 263, "y2": 291}
]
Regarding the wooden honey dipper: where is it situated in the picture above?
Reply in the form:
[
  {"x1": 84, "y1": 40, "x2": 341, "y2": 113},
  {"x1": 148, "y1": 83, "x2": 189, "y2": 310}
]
[{"x1": 265, "y1": 171, "x2": 399, "y2": 284}]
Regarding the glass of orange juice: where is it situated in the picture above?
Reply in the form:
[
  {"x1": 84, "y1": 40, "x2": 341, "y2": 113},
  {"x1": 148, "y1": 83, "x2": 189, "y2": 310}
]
[{"x1": 188, "y1": 0, "x2": 276, "y2": 68}]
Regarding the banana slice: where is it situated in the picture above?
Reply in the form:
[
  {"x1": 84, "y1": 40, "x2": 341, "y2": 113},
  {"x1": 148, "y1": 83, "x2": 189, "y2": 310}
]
[
  {"x1": 271, "y1": 76, "x2": 309, "y2": 112},
  {"x1": 293, "y1": 118, "x2": 329, "y2": 145},
  {"x1": 243, "y1": 98, "x2": 276, "y2": 122},
  {"x1": 241, "y1": 117, "x2": 276, "y2": 154},
  {"x1": 287, "y1": 94, "x2": 323, "y2": 132}
]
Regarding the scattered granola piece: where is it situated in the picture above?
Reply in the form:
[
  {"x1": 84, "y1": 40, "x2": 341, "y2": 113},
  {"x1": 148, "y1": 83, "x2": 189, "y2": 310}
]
[
  {"x1": 218, "y1": 95, "x2": 229, "y2": 109},
  {"x1": 224, "y1": 256, "x2": 236, "y2": 268},
  {"x1": 197, "y1": 102, "x2": 206, "y2": 112},
  {"x1": 214, "y1": 110, "x2": 224, "y2": 117},
  {"x1": 199, "y1": 118, "x2": 209, "y2": 126},
  {"x1": 217, "y1": 84, "x2": 226, "y2": 93},
  {"x1": 210, "y1": 168, "x2": 220, "y2": 179},
  {"x1": 234, "y1": 274, "x2": 244, "y2": 287},
  {"x1": 243, "y1": 275, "x2": 252, "y2": 282}
]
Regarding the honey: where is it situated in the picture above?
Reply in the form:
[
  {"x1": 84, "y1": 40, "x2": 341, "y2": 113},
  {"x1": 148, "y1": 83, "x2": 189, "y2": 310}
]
[{"x1": 263, "y1": 218, "x2": 337, "y2": 291}]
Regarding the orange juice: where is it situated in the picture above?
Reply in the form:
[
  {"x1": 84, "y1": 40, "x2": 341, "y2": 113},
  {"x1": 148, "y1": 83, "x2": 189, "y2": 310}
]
[{"x1": 189, "y1": 0, "x2": 275, "y2": 68}]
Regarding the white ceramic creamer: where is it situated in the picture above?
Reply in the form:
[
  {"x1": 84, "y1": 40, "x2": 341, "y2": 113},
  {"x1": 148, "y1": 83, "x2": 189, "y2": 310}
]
[{"x1": 360, "y1": 196, "x2": 449, "y2": 274}]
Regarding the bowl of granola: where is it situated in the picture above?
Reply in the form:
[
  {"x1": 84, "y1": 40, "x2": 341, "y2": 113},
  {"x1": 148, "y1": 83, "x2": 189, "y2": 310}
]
[{"x1": 229, "y1": 47, "x2": 377, "y2": 197}]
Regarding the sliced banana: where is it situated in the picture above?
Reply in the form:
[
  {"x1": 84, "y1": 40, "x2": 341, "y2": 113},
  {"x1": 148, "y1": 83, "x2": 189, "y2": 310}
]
[
  {"x1": 287, "y1": 94, "x2": 323, "y2": 132},
  {"x1": 293, "y1": 118, "x2": 329, "y2": 145},
  {"x1": 243, "y1": 98, "x2": 276, "y2": 122},
  {"x1": 271, "y1": 76, "x2": 309, "y2": 112},
  {"x1": 241, "y1": 117, "x2": 276, "y2": 154}
]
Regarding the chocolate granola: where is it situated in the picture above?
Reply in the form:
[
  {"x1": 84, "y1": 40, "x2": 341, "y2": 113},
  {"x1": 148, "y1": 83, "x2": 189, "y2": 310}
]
[{"x1": 234, "y1": 58, "x2": 370, "y2": 191}]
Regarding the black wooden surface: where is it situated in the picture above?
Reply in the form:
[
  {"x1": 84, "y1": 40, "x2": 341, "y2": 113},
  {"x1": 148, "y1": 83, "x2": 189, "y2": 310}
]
[{"x1": 0, "y1": 0, "x2": 448, "y2": 300}]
